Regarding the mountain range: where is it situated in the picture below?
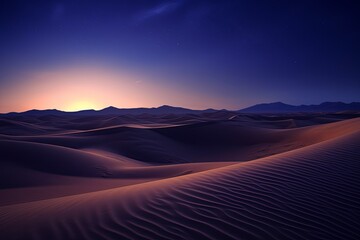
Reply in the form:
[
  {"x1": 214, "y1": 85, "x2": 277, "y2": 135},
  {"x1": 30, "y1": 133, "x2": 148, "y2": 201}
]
[
  {"x1": 239, "y1": 102, "x2": 360, "y2": 113},
  {"x1": 3, "y1": 105, "x2": 217, "y2": 116},
  {"x1": 2, "y1": 102, "x2": 359, "y2": 116}
]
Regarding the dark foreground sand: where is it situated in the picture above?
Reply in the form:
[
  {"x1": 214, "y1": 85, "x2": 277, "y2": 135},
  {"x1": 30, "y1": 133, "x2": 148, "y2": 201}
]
[{"x1": 0, "y1": 112, "x2": 359, "y2": 240}]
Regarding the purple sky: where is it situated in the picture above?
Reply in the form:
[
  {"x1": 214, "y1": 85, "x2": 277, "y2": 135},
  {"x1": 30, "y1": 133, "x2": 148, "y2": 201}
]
[{"x1": 0, "y1": 0, "x2": 359, "y2": 112}]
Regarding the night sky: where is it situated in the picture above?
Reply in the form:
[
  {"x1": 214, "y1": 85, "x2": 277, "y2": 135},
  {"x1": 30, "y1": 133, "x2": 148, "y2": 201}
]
[{"x1": 0, "y1": 0, "x2": 359, "y2": 112}]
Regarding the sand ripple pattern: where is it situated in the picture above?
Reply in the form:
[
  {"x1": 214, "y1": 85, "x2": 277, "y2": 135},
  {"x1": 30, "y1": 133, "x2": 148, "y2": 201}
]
[{"x1": 0, "y1": 132, "x2": 360, "y2": 240}]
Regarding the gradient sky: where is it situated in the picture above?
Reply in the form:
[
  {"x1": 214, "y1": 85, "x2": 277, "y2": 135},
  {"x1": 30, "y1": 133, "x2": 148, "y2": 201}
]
[{"x1": 0, "y1": 0, "x2": 359, "y2": 112}]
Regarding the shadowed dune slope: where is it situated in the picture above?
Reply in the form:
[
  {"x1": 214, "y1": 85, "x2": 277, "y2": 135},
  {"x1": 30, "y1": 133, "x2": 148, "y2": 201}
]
[
  {"x1": 0, "y1": 127, "x2": 359, "y2": 239},
  {"x1": 5, "y1": 117, "x2": 359, "y2": 164},
  {"x1": 0, "y1": 139, "x2": 235, "y2": 189}
]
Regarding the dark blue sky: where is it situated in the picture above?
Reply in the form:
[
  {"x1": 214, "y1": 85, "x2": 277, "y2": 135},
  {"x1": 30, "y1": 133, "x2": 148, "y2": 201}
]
[{"x1": 0, "y1": 0, "x2": 359, "y2": 111}]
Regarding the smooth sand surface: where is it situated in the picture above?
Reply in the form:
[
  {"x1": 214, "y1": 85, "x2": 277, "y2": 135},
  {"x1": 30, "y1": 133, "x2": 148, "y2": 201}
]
[{"x1": 0, "y1": 112, "x2": 359, "y2": 239}]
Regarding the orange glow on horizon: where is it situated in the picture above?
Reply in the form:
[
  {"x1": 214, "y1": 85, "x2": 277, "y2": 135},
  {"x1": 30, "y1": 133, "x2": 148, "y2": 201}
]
[
  {"x1": 0, "y1": 64, "x2": 229, "y2": 113},
  {"x1": 65, "y1": 100, "x2": 100, "y2": 112}
]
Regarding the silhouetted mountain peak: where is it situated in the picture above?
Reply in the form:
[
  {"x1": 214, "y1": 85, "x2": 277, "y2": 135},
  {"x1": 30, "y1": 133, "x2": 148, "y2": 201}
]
[
  {"x1": 272, "y1": 102, "x2": 290, "y2": 106},
  {"x1": 102, "y1": 106, "x2": 118, "y2": 110},
  {"x1": 3, "y1": 102, "x2": 359, "y2": 116},
  {"x1": 158, "y1": 105, "x2": 173, "y2": 109},
  {"x1": 239, "y1": 102, "x2": 360, "y2": 113}
]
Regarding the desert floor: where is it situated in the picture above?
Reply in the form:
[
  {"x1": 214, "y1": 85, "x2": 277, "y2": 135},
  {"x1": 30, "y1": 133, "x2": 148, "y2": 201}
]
[{"x1": 1, "y1": 111, "x2": 359, "y2": 240}]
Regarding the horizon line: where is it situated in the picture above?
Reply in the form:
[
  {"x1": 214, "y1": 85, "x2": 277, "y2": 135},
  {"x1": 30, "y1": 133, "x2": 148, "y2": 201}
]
[{"x1": 1, "y1": 101, "x2": 359, "y2": 114}]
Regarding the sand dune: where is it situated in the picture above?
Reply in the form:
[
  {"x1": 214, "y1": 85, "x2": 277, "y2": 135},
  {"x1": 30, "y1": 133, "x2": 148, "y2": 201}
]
[
  {"x1": 0, "y1": 139, "x2": 235, "y2": 188},
  {"x1": 0, "y1": 122, "x2": 359, "y2": 239},
  {"x1": 0, "y1": 113, "x2": 359, "y2": 239},
  {"x1": 4, "y1": 117, "x2": 359, "y2": 165}
]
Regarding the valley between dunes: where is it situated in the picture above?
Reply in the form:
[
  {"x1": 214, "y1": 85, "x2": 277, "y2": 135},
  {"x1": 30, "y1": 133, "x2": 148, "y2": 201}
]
[{"x1": 0, "y1": 112, "x2": 359, "y2": 240}]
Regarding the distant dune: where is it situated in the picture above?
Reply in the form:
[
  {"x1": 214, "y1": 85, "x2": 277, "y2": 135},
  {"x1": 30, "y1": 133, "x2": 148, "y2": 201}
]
[{"x1": 0, "y1": 112, "x2": 359, "y2": 239}]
